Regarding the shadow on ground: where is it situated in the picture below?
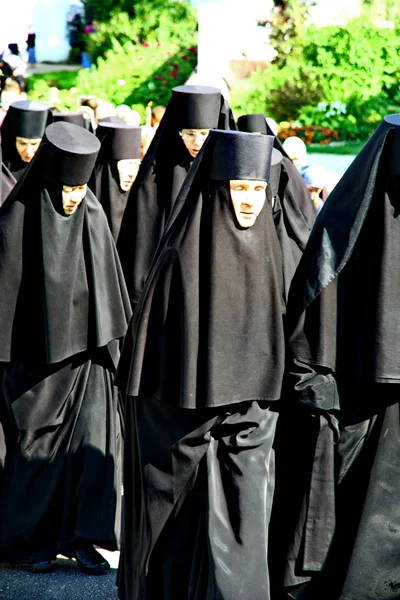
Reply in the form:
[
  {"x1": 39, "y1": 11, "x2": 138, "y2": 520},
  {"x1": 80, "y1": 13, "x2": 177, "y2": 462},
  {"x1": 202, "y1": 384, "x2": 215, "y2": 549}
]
[{"x1": 0, "y1": 550, "x2": 119, "y2": 600}]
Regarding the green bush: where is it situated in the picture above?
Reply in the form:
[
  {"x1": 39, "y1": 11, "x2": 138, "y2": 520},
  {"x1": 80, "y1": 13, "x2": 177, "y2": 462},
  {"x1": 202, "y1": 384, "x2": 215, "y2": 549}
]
[
  {"x1": 231, "y1": 17, "x2": 400, "y2": 141},
  {"x1": 87, "y1": 3, "x2": 197, "y2": 63},
  {"x1": 77, "y1": 40, "x2": 197, "y2": 108},
  {"x1": 27, "y1": 41, "x2": 197, "y2": 115}
]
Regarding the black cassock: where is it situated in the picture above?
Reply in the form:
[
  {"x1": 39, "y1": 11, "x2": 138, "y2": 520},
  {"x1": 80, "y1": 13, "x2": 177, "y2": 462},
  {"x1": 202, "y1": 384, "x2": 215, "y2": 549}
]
[
  {"x1": 90, "y1": 121, "x2": 142, "y2": 243},
  {"x1": 278, "y1": 115, "x2": 400, "y2": 600},
  {"x1": 116, "y1": 85, "x2": 230, "y2": 310},
  {"x1": 116, "y1": 130, "x2": 286, "y2": 600},
  {"x1": 0, "y1": 123, "x2": 132, "y2": 563}
]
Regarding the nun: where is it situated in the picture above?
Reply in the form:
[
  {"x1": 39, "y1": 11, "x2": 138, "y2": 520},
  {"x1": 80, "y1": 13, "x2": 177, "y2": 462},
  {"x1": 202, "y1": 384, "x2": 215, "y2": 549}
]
[
  {"x1": 0, "y1": 122, "x2": 131, "y2": 574},
  {"x1": 238, "y1": 112, "x2": 316, "y2": 232},
  {"x1": 90, "y1": 121, "x2": 142, "y2": 242},
  {"x1": 0, "y1": 99, "x2": 52, "y2": 180},
  {"x1": 280, "y1": 114, "x2": 400, "y2": 599},
  {"x1": 116, "y1": 130, "x2": 286, "y2": 600},
  {"x1": 116, "y1": 85, "x2": 230, "y2": 310}
]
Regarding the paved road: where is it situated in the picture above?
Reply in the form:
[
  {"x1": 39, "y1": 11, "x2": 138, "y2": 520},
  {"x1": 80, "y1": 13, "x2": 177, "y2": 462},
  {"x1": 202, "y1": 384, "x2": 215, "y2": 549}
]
[
  {"x1": 0, "y1": 550, "x2": 119, "y2": 600},
  {"x1": 307, "y1": 153, "x2": 356, "y2": 193}
]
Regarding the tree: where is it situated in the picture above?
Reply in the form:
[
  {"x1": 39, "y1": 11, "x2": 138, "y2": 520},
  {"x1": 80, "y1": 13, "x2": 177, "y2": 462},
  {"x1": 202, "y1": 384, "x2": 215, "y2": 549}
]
[{"x1": 267, "y1": 0, "x2": 315, "y2": 68}]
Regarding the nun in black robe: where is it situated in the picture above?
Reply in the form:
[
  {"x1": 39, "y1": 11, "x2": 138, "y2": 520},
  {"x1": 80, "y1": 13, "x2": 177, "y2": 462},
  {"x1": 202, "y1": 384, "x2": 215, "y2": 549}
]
[
  {"x1": 0, "y1": 122, "x2": 132, "y2": 572},
  {"x1": 116, "y1": 85, "x2": 231, "y2": 310},
  {"x1": 278, "y1": 114, "x2": 400, "y2": 600},
  {"x1": 90, "y1": 121, "x2": 142, "y2": 242},
  {"x1": 0, "y1": 99, "x2": 52, "y2": 181},
  {"x1": 238, "y1": 113, "x2": 316, "y2": 231},
  {"x1": 116, "y1": 130, "x2": 287, "y2": 600}
]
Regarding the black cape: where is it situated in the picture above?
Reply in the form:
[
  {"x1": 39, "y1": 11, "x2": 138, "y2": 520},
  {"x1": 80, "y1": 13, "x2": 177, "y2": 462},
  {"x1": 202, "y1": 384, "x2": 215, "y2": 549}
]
[
  {"x1": 116, "y1": 94, "x2": 233, "y2": 309},
  {"x1": 116, "y1": 132, "x2": 286, "y2": 409},
  {"x1": 0, "y1": 143, "x2": 132, "y2": 562},
  {"x1": 279, "y1": 116, "x2": 400, "y2": 599},
  {"x1": 116, "y1": 131, "x2": 286, "y2": 600}
]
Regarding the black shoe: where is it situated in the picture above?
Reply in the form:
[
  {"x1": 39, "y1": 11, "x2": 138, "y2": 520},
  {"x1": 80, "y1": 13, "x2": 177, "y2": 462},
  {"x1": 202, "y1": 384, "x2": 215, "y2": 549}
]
[
  {"x1": 22, "y1": 560, "x2": 54, "y2": 573},
  {"x1": 72, "y1": 544, "x2": 110, "y2": 575}
]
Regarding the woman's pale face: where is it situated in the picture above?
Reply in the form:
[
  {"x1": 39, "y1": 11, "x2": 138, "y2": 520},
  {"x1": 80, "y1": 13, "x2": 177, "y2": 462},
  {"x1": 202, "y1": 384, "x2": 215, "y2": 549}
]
[
  {"x1": 117, "y1": 159, "x2": 141, "y2": 191},
  {"x1": 62, "y1": 184, "x2": 87, "y2": 215},
  {"x1": 229, "y1": 180, "x2": 267, "y2": 228},
  {"x1": 179, "y1": 129, "x2": 210, "y2": 158},
  {"x1": 15, "y1": 136, "x2": 42, "y2": 162}
]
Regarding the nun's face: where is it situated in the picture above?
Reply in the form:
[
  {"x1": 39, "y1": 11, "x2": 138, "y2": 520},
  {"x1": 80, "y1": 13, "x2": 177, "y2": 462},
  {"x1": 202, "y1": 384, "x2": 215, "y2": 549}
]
[
  {"x1": 62, "y1": 184, "x2": 87, "y2": 215},
  {"x1": 15, "y1": 136, "x2": 42, "y2": 162},
  {"x1": 179, "y1": 129, "x2": 210, "y2": 158},
  {"x1": 117, "y1": 159, "x2": 141, "y2": 191},
  {"x1": 229, "y1": 180, "x2": 267, "y2": 228}
]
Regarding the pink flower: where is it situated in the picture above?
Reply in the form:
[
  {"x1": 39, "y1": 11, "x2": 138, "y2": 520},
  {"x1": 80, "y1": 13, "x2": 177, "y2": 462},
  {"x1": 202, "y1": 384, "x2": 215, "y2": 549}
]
[
  {"x1": 156, "y1": 42, "x2": 161, "y2": 47},
  {"x1": 143, "y1": 41, "x2": 150, "y2": 47}
]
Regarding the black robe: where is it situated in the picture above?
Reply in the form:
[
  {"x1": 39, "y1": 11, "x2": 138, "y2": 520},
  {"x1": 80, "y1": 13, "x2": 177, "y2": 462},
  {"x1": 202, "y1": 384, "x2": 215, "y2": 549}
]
[
  {"x1": 0, "y1": 158, "x2": 132, "y2": 563},
  {"x1": 116, "y1": 132, "x2": 286, "y2": 600},
  {"x1": 278, "y1": 116, "x2": 400, "y2": 600},
  {"x1": 116, "y1": 95, "x2": 234, "y2": 310},
  {"x1": 90, "y1": 158, "x2": 131, "y2": 243}
]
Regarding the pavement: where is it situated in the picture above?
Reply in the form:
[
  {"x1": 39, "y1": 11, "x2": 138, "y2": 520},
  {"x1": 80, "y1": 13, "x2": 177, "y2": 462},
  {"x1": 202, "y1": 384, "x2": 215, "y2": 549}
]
[
  {"x1": 307, "y1": 152, "x2": 356, "y2": 193},
  {"x1": 0, "y1": 550, "x2": 119, "y2": 599}
]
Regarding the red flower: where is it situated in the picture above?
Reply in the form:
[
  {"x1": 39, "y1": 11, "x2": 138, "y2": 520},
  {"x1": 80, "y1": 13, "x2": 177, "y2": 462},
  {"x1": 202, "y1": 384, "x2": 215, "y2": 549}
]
[
  {"x1": 155, "y1": 75, "x2": 163, "y2": 80},
  {"x1": 189, "y1": 46, "x2": 197, "y2": 53},
  {"x1": 171, "y1": 70, "x2": 178, "y2": 78},
  {"x1": 181, "y1": 55, "x2": 188, "y2": 60},
  {"x1": 143, "y1": 41, "x2": 150, "y2": 47}
]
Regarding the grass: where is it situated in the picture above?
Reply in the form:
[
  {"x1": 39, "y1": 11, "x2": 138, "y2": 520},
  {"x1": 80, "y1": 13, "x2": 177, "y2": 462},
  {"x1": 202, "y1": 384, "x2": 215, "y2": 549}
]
[
  {"x1": 27, "y1": 70, "x2": 80, "y2": 90},
  {"x1": 307, "y1": 140, "x2": 366, "y2": 155}
]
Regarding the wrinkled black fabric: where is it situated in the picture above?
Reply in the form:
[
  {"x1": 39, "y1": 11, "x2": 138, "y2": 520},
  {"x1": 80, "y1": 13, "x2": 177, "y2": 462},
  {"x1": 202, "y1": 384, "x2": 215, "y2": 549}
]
[
  {"x1": 116, "y1": 137, "x2": 285, "y2": 409},
  {"x1": 117, "y1": 95, "x2": 233, "y2": 308},
  {"x1": 272, "y1": 158, "x2": 313, "y2": 301},
  {"x1": 118, "y1": 396, "x2": 278, "y2": 600},
  {"x1": 0, "y1": 346, "x2": 122, "y2": 562},
  {"x1": 0, "y1": 138, "x2": 131, "y2": 563},
  {"x1": 90, "y1": 160, "x2": 129, "y2": 242},
  {"x1": 279, "y1": 117, "x2": 400, "y2": 599},
  {"x1": 0, "y1": 161, "x2": 132, "y2": 364},
  {"x1": 1, "y1": 162, "x2": 16, "y2": 205}
]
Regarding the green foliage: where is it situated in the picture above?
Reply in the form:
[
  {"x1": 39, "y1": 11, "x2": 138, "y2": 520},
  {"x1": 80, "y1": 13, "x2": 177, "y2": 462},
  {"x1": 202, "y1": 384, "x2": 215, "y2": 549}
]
[
  {"x1": 232, "y1": 17, "x2": 400, "y2": 141},
  {"x1": 88, "y1": 5, "x2": 197, "y2": 63},
  {"x1": 27, "y1": 42, "x2": 197, "y2": 115},
  {"x1": 27, "y1": 70, "x2": 79, "y2": 90},
  {"x1": 77, "y1": 40, "x2": 197, "y2": 108},
  {"x1": 269, "y1": 0, "x2": 315, "y2": 68}
]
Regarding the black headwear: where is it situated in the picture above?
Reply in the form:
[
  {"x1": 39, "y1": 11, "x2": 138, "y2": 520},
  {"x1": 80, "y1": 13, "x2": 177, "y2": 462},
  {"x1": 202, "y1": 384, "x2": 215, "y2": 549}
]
[
  {"x1": 117, "y1": 84, "x2": 234, "y2": 308},
  {"x1": 172, "y1": 85, "x2": 221, "y2": 129},
  {"x1": 0, "y1": 121, "x2": 131, "y2": 364},
  {"x1": 96, "y1": 122, "x2": 142, "y2": 161},
  {"x1": 116, "y1": 129, "x2": 285, "y2": 407},
  {"x1": 0, "y1": 100, "x2": 52, "y2": 179},
  {"x1": 90, "y1": 122, "x2": 142, "y2": 241},
  {"x1": 41, "y1": 121, "x2": 100, "y2": 186},
  {"x1": 53, "y1": 112, "x2": 86, "y2": 128},
  {"x1": 237, "y1": 113, "x2": 268, "y2": 134},
  {"x1": 209, "y1": 129, "x2": 272, "y2": 181},
  {"x1": 287, "y1": 114, "x2": 400, "y2": 382}
]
